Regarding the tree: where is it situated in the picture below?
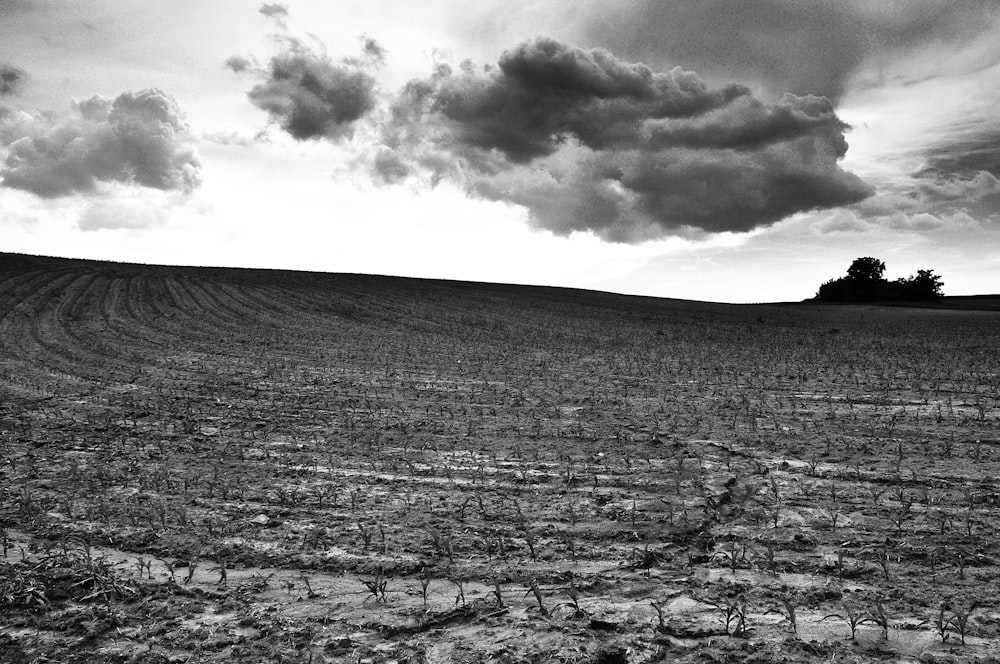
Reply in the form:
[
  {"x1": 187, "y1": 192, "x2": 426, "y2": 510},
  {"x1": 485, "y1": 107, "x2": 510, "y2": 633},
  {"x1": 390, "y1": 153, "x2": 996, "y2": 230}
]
[
  {"x1": 817, "y1": 257, "x2": 888, "y2": 302},
  {"x1": 894, "y1": 269, "x2": 944, "y2": 301},
  {"x1": 815, "y1": 259, "x2": 943, "y2": 302},
  {"x1": 846, "y1": 257, "x2": 885, "y2": 283}
]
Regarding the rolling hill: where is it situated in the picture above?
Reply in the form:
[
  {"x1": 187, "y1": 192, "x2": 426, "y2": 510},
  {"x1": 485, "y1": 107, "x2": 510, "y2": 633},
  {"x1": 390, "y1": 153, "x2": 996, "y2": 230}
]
[{"x1": 2, "y1": 252, "x2": 999, "y2": 663}]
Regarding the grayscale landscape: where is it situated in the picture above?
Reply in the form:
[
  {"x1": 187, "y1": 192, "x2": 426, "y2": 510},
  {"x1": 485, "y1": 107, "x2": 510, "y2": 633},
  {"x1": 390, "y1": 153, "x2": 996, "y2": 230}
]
[{"x1": 3, "y1": 3, "x2": 1000, "y2": 662}]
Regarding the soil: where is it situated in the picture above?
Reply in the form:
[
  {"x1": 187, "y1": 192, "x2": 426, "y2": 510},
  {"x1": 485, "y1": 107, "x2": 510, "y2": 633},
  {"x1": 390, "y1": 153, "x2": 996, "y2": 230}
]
[{"x1": 1, "y1": 253, "x2": 999, "y2": 663}]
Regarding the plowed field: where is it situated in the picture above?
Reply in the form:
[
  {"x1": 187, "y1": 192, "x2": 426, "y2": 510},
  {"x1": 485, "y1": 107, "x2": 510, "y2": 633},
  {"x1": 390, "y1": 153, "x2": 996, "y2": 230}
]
[{"x1": 2, "y1": 253, "x2": 999, "y2": 663}]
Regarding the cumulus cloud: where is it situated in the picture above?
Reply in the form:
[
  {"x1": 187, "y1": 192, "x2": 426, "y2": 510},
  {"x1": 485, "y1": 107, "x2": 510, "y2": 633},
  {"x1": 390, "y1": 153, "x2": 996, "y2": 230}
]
[
  {"x1": 0, "y1": 88, "x2": 201, "y2": 198},
  {"x1": 816, "y1": 206, "x2": 984, "y2": 236},
  {"x1": 0, "y1": 64, "x2": 26, "y2": 97},
  {"x1": 225, "y1": 55, "x2": 255, "y2": 74},
  {"x1": 236, "y1": 39, "x2": 379, "y2": 140},
  {"x1": 369, "y1": 147, "x2": 410, "y2": 185},
  {"x1": 258, "y1": 3, "x2": 288, "y2": 28},
  {"x1": 849, "y1": 170, "x2": 1000, "y2": 232},
  {"x1": 375, "y1": 37, "x2": 873, "y2": 241},
  {"x1": 917, "y1": 171, "x2": 1000, "y2": 203},
  {"x1": 229, "y1": 34, "x2": 873, "y2": 240},
  {"x1": 258, "y1": 3, "x2": 287, "y2": 19},
  {"x1": 359, "y1": 36, "x2": 387, "y2": 67}
]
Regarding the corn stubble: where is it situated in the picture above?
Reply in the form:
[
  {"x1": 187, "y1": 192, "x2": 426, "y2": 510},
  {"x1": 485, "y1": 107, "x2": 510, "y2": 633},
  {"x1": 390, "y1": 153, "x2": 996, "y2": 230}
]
[{"x1": 0, "y1": 254, "x2": 998, "y2": 662}]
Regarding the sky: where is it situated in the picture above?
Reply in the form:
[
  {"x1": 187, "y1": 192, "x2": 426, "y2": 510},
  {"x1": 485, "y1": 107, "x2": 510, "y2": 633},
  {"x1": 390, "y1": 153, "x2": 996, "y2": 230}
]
[{"x1": 1, "y1": 0, "x2": 999, "y2": 303}]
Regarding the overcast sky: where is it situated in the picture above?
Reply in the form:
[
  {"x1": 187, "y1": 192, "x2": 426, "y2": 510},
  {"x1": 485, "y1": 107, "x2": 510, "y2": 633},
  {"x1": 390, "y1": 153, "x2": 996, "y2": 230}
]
[{"x1": 2, "y1": 0, "x2": 998, "y2": 302}]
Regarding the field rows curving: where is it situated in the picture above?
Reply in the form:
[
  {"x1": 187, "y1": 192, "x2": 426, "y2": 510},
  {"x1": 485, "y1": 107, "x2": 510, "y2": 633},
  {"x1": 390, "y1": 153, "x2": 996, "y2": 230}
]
[{"x1": 1, "y1": 253, "x2": 1000, "y2": 663}]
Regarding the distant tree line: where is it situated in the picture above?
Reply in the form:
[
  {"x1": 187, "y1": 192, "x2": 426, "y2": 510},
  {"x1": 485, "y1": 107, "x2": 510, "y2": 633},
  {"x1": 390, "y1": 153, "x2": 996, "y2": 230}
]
[{"x1": 816, "y1": 257, "x2": 944, "y2": 302}]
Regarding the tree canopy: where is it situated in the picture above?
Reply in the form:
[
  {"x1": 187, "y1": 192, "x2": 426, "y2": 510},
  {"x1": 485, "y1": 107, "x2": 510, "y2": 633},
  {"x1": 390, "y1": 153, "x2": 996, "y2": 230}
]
[
  {"x1": 816, "y1": 257, "x2": 944, "y2": 302},
  {"x1": 845, "y1": 256, "x2": 885, "y2": 283}
]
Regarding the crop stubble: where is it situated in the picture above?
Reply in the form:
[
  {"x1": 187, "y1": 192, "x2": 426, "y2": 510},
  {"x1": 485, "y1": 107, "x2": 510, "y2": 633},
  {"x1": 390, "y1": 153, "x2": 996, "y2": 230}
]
[{"x1": 1, "y1": 253, "x2": 999, "y2": 663}]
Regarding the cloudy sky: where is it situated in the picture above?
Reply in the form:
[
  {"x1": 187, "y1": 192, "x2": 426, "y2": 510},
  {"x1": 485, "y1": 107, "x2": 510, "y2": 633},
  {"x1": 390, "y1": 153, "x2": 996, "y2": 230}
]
[{"x1": 2, "y1": 0, "x2": 999, "y2": 302}]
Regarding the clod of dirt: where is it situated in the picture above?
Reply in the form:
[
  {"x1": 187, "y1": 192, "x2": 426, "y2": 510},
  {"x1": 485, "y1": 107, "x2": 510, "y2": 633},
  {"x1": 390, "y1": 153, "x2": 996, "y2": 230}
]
[
  {"x1": 590, "y1": 617, "x2": 622, "y2": 631},
  {"x1": 595, "y1": 645, "x2": 629, "y2": 664}
]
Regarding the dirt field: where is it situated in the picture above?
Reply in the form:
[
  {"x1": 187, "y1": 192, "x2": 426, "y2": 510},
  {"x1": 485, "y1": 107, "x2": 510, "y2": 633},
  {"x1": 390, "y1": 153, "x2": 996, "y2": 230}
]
[{"x1": 2, "y1": 253, "x2": 999, "y2": 663}]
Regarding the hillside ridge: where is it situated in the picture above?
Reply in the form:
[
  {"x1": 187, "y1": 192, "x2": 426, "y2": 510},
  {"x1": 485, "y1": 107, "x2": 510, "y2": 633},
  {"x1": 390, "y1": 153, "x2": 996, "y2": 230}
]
[{"x1": 4, "y1": 251, "x2": 998, "y2": 310}]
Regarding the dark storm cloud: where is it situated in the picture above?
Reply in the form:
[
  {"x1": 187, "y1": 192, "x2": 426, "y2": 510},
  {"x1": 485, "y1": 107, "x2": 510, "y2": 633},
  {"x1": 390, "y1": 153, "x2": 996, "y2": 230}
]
[
  {"x1": 467, "y1": 137, "x2": 873, "y2": 240},
  {"x1": 0, "y1": 89, "x2": 201, "y2": 198},
  {"x1": 0, "y1": 64, "x2": 26, "y2": 97},
  {"x1": 567, "y1": 0, "x2": 1000, "y2": 102},
  {"x1": 377, "y1": 37, "x2": 873, "y2": 241},
  {"x1": 240, "y1": 39, "x2": 378, "y2": 141},
  {"x1": 638, "y1": 94, "x2": 849, "y2": 151}
]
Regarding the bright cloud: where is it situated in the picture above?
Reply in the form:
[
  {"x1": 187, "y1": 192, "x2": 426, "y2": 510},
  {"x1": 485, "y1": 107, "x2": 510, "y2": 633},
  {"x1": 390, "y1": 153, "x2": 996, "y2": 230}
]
[{"x1": 0, "y1": 88, "x2": 200, "y2": 198}]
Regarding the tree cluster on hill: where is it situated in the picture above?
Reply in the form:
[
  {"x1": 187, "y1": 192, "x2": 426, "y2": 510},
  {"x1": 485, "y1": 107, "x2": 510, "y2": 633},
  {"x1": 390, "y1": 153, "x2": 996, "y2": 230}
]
[{"x1": 816, "y1": 257, "x2": 944, "y2": 302}]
